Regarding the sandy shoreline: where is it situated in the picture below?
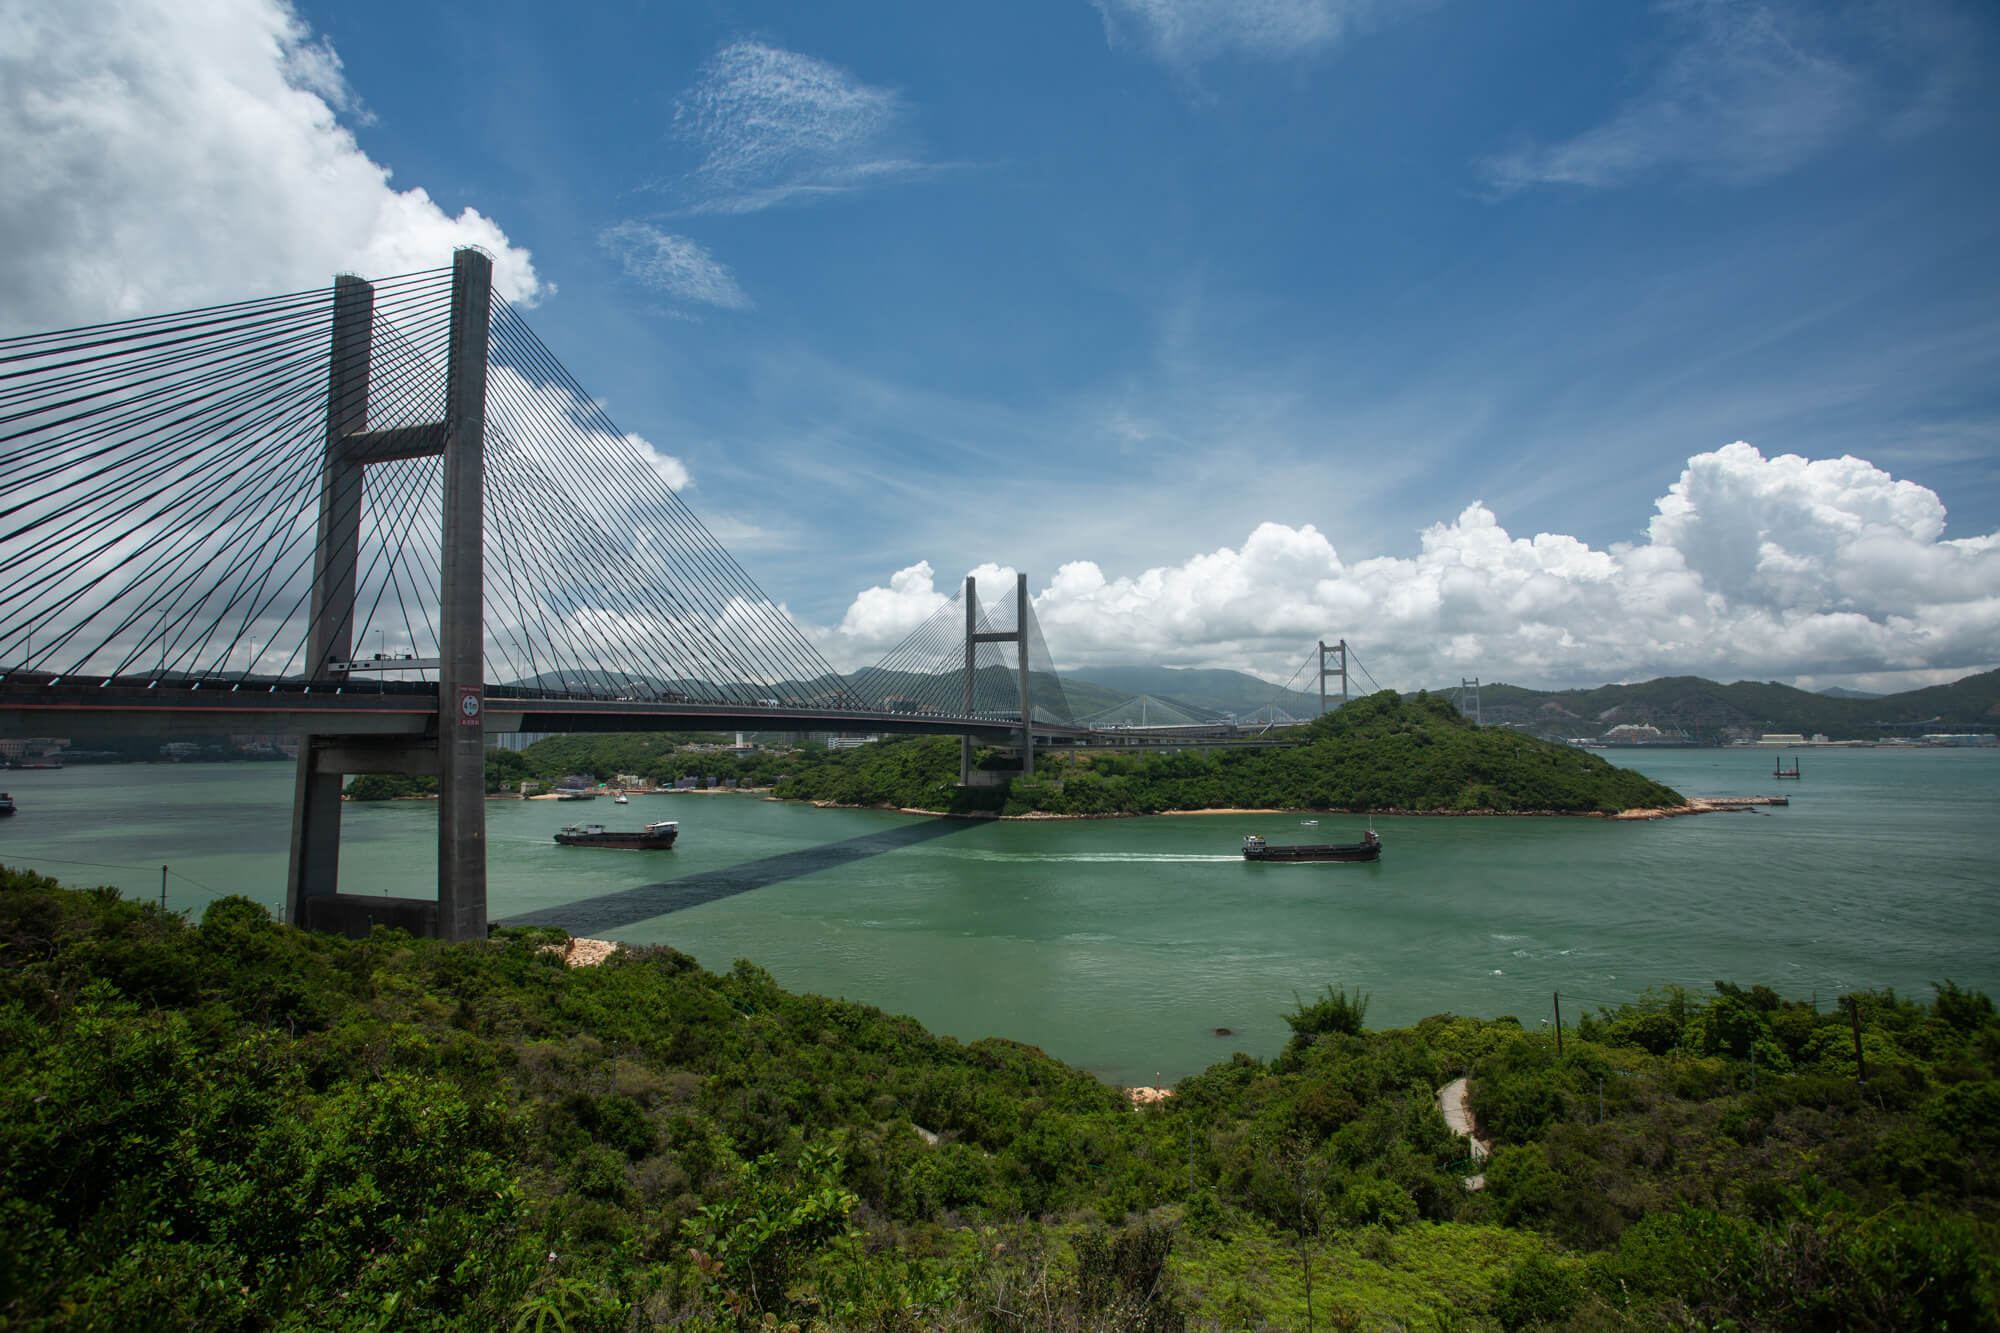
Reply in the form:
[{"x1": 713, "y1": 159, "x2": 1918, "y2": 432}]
[{"x1": 790, "y1": 797, "x2": 1750, "y2": 822}]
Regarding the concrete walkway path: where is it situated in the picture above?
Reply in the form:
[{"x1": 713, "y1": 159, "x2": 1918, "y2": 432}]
[{"x1": 1437, "y1": 1076, "x2": 1491, "y2": 1190}]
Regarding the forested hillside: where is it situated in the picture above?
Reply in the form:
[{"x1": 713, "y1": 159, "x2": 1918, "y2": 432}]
[
  {"x1": 2, "y1": 865, "x2": 1993, "y2": 1329},
  {"x1": 1465, "y1": 668, "x2": 2000, "y2": 740},
  {"x1": 775, "y1": 690, "x2": 1685, "y2": 816}
]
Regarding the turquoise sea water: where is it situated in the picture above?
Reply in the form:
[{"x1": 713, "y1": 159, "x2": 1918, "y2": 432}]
[{"x1": 1, "y1": 746, "x2": 1993, "y2": 1086}]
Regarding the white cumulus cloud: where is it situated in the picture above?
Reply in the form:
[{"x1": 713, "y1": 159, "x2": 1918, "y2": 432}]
[
  {"x1": 0, "y1": 0, "x2": 544, "y2": 333},
  {"x1": 823, "y1": 445, "x2": 2000, "y2": 690},
  {"x1": 486, "y1": 363, "x2": 692, "y2": 495},
  {"x1": 598, "y1": 223, "x2": 752, "y2": 311}
]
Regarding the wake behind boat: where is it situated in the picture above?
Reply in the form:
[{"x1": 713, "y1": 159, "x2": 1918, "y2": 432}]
[
  {"x1": 554, "y1": 819, "x2": 678, "y2": 850},
  {"x1": 1242, "y1": 827, "x2": 1380, "y2": 863}
]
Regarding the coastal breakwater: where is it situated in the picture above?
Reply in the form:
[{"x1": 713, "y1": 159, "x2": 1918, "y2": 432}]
[{"x1": 1610, "y1": 794, "x2": 1791, "y2": 820}]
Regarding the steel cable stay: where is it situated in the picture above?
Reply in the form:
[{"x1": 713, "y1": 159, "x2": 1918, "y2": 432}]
[
  {"x1": 261, "y1": 282, "x2": 459, "y2": 684},
  {"x1": 0, "y1": 307, "x2": 336, "y2": 454},
  {"x1": 476, "y1": 363, "x2": 799, "y2": 704},
  {"x1": 2, "y1": 378, "x2": 329, "y2": 675},
  {"x1": 324, "y1": 305, "x2": 458, "y2": 675},
  {"x1": 94, "y1": 405, "x2": 327, "y2": 679},
  {"x1": 478, "y1": 463, "x2": 568, "y2": 692},
  {"x1": 849, "y1": 585, "x2": 973, "y2": 714},
  {"x1": 0, "y1": 274, "x2": 448, "y2": 467},
  {"x1": 95, "y1": 339, "x2": 404, "y2": 679},
  {"x1": 0, "y1": 265, "x2": 445, "y2": 363},
  {"x1": 479, "y1": 397, "x2": 793, "y2": 705},
  {"x1": 486, "y1": 301, "x2": 857, "y2": 706},
  {"x1": 98, "y1": 398, "x2": 332, "y2": 679},
  {"x1": 476, "y1": 402, "x2": 677, "y2": 696},
  {"x1": 473, "y1": 455, "x2": 604, "y2": 695},
  {"x1": 0, "y1": 328, "x2": 338, "y2": 528},
  {"x1": 28, "y1": 324, "x2": 371, "y2": 677},
  {"x1": 142, "y1": 282, "x2": 451, "y2": 683}
]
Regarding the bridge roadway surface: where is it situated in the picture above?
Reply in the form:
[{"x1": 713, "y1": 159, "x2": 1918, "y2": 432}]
[{"x1": 0, "y1": 674, "x2": 1305, "y2": 749}]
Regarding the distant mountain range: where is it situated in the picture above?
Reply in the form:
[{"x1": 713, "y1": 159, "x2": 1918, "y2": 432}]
[
  {"x1": 1056, "y1": 665, "x2": 1326, "y2": 720},
  {"x1": 505, "y1": 664, "x2": 1328, "y2": 725},
  {"x1": 499, "y1": 663, "x2": 1998, "y2": 741},
  {"x1": 1439, "y1": 669, "x2": 1999, "y2": 740}
]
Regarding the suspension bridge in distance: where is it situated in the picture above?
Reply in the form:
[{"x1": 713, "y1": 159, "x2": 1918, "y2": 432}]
[{"x1": 0, "y1": 250, "x2": 1367, "y2": 939}]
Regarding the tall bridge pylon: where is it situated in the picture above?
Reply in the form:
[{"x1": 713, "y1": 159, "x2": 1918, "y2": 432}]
[
  {"x1": 290, "y1": 249, "x2": 493, "y2": 941},
  {"x1": 1318, "y1": 638, "x2": 1349, "y2": 716},
  {"x1": 962, "y1": 572, "x2": 1035, "y2": 782}
]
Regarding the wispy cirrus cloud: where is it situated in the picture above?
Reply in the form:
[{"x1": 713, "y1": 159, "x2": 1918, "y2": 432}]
[
  {"x1": 598, "y1": 223, "x2": 752, "y2": 311},
  {"x1": 1090, "y1": 0, "x2": 1421, "y2": 68},
  {"x1": 1478, "y1": 1, "x2": 1964, "y2": 194},
  {"x1": 664, "y1": 41, "x2": 932, "y2": 215}
]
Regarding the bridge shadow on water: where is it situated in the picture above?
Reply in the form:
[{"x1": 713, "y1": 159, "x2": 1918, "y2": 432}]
[{"x1": 500, "y1": 818, "x2": 973, "y2": 934}]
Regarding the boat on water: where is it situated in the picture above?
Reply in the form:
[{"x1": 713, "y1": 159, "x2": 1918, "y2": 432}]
[
  {"x1": 1243, "y1": 828, "x2": 1381, "y2": 863},
  {"x1": 0, "y1": 792, "x2": 14, "y2": 816},
  {"x1": 613, "y1": 793, "x2": 629, "y2": 804},
  {"x1": 1773, "y1": 755, "x2": 1801, "y2": 779},
  {"x1": 554, "y1": 819, "x2": 678, "y2": 850}
]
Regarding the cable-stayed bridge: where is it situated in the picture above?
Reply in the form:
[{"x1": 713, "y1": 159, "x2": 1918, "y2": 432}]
[{"x1": 0, "y1": 251, "x2": 1358, "y2": 938}]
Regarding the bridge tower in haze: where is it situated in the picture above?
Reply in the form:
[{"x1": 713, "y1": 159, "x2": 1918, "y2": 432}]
[
  {"x1": 960, "y1": 573, "x2": 1036, "y2": 784},
  {"x1": 1318, "y1": 639, "x2": 1349, "y2": 716},
  {"x1": 287, "y1": 249, "x2": 492, "y2": 942}
]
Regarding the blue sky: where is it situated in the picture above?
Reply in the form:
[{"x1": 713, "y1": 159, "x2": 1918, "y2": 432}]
[{"x1": 5, "y1": 0, "x2": 1997, "y2": 690}]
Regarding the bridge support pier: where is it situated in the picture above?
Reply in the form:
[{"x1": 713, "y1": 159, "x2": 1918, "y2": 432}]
[{"x1": 286, "y1": 250, "x2": 491, "y2": 941}]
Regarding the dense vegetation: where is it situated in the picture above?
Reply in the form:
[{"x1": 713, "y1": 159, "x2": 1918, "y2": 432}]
[
  {"x1": 774, "y1": 691, "x2": 1686, "y2": 816},
  {"x1": 10, "y1": 863, "x2": 1987, "y2": 1329},
  {"x1": 342, "y1": 735, "x2": 782, "y2": 802}
]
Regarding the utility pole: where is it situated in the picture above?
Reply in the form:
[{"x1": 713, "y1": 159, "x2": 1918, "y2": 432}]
[
  {"x1": 1553, "y1": 991, "x2": 1564, "y2": 1056},
  {"x1": 1848, "y1": 996, "x2": 1868, "y2": 1086}
]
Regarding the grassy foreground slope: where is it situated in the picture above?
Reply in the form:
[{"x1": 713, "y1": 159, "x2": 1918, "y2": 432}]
[
  {"x1": 777, "y1": 690, "x2": 1685, "y2": 816},
  {"x1": 4, "y1": 864, "x2": 1994, "y2": 1330}
]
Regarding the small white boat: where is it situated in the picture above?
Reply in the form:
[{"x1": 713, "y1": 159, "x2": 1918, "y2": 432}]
[
  {"x1": 614, "y1": 793, "x2": 629, "y2": 804},
  {"x1": 1299, "y1": 819, "x2": 1318, "y2": 826}
]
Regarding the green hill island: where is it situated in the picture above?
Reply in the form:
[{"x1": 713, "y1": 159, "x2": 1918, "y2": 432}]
[{"x1": 776, "y1": 690, "x2": 1688, "y2": 819}]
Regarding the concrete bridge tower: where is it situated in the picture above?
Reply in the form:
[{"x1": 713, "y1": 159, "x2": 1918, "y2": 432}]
[{"x1": 286, "y1": 249, "x2": 492, "y2": 941}]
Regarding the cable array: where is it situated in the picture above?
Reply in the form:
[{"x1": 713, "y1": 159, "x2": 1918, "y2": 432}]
[
  {"x1": 0, "y1": 270, "x2": 455, "y2": 685},
  {"x1": 476, "y1": 297, "x2": 858, "y2": 706}
]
